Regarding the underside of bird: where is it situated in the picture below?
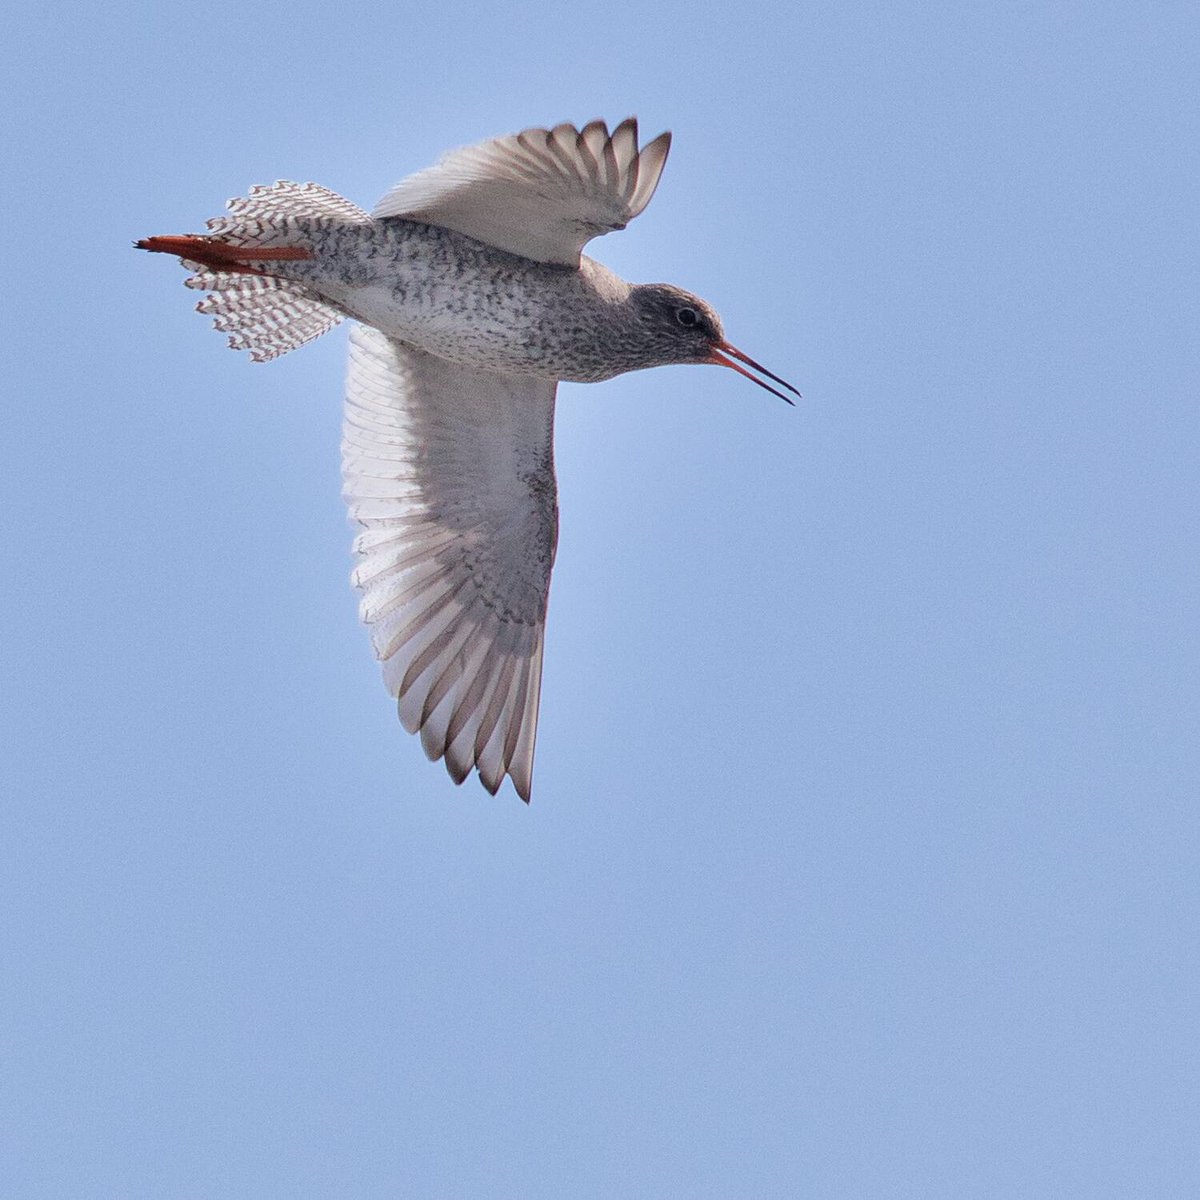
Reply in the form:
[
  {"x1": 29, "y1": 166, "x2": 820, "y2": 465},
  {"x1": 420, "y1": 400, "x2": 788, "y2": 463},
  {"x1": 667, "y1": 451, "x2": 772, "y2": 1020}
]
[{"x1": 137, "y1": 119, "x2": 757, "y2": 805}]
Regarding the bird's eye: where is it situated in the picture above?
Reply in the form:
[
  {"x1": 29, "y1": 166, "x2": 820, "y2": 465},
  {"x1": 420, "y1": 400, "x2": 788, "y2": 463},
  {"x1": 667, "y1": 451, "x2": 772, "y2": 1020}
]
[{"x1": 675, "y1": 307, "x2": 700, "y2": 328}]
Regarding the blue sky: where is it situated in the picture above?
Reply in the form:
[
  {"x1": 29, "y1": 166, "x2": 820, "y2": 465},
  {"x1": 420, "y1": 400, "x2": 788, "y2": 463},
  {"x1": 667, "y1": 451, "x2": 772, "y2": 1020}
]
[{"x1": 4, "y1": 1, "x2": 1198, "y2": 1195}]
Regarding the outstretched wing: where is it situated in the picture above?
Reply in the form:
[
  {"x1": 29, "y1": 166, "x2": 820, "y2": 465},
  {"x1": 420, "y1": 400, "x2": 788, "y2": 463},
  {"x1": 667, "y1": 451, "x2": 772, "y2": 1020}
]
[
  {"x1": 342, "y1": 325, "x2": 558, "y2": 802},
  {"x1": 372, "y1": 117, "x2": 672, "y2": 266}
]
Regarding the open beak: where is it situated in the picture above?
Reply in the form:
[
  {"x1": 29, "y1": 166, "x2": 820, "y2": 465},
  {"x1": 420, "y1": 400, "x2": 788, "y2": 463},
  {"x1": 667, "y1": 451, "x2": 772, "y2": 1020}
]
[{"x1": 707, "y1": 340, "x2": 801, "y2": 406}]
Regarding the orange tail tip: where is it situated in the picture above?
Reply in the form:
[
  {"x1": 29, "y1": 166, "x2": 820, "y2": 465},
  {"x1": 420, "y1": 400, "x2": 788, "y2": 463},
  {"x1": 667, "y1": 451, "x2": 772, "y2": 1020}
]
[{"x1": 135, "y1": 234, "x2": 312, "y2": 275}]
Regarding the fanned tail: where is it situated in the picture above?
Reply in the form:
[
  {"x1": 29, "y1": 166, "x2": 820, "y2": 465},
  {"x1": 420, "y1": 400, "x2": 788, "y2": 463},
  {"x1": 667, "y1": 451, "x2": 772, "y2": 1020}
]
[{"x1": 138, "y1": 181, "x2": 371, "y2": 362}]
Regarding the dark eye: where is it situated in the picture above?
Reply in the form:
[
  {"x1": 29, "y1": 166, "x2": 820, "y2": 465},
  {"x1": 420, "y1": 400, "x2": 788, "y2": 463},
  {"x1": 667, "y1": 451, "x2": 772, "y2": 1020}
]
[{"x1": 675, "y1": 306, "x2": 700, "y2": 328}]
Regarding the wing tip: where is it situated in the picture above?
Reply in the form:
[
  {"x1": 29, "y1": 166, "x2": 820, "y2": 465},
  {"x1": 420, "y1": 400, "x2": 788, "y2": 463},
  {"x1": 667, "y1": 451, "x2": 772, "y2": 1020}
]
[
  {"x1": 628, "y1": 128, "x2": 672, "y2": 217},
  {"x1": 512, "y1": 775, "x2": 533, "y2": 805}
]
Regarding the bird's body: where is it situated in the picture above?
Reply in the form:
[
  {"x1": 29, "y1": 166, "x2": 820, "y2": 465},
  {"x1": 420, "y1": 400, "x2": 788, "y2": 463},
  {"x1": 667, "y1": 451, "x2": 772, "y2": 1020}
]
[
  {"x1": 246, "y1": 217, "x2": 652, "y2": 382},
  {"x1": 139, "y1": 119, "x2": 797, "y2": 802}
]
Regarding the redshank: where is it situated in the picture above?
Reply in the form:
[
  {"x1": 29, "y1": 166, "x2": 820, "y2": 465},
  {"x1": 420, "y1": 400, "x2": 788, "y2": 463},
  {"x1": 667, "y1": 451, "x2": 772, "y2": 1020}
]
[{"x1": 138, "y1": 118, "x2": 798, "y2": 803}]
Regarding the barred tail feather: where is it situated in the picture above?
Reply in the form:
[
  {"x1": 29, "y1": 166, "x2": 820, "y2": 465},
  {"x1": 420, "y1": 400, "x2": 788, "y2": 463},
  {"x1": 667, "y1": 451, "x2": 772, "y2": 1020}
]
[
  {"x1": 140, "y1": 180, "x2": 372, "y2": 363},
  {"x1": 184, "y1": 270, "x2": 345, "y2": 362}
]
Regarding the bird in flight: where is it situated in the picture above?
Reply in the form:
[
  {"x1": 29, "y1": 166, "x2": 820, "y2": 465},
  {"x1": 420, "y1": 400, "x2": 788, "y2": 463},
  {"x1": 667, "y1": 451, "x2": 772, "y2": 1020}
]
[{"x1": 138, "y1": 118, "x2": 798, "y2": 803}]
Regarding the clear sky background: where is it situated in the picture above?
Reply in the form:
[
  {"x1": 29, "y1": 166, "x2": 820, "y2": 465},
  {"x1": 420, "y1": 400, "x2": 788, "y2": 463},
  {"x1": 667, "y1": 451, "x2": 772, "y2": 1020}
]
[{"x1": 3, "y1": 2, "x2": 1198, "y2": 1196}]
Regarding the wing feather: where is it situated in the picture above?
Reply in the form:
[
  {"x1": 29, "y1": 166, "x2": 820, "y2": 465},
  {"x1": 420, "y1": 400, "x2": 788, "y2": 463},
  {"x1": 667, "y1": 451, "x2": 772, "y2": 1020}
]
[
  {"x1": 343, "y1": 325, "x2": 557, "y2": 802},
  {"x1": 372, "y1": 118, "x2": 672, "y2": 265}
]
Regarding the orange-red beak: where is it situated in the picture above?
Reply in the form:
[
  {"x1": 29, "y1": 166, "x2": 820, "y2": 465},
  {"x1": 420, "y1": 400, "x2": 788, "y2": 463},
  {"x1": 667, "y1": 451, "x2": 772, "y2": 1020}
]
[{"x1": 707, "y1": 341, "x2": 801, "y2": 405}]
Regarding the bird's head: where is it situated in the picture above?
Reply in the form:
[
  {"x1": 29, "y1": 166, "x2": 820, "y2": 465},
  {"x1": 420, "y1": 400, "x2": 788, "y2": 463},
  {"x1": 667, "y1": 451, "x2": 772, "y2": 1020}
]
[{"x1": 630, "y1": 284, "x2": 800, "y2": 404}]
